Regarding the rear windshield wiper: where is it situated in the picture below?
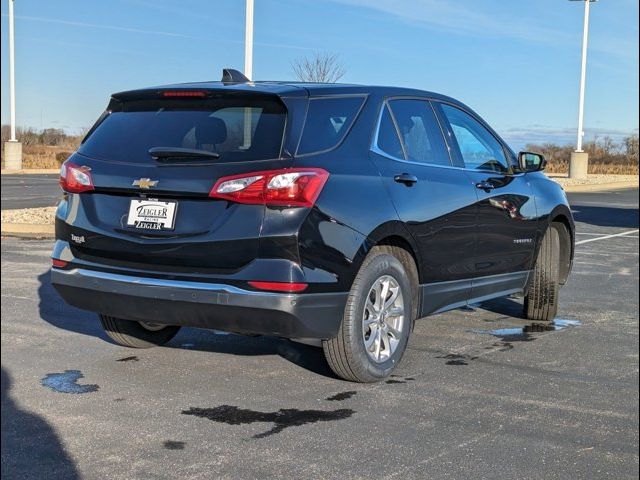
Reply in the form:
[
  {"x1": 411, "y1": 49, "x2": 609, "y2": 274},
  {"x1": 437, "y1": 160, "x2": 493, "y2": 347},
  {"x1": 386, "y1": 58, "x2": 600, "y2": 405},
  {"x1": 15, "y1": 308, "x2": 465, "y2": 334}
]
[{"x1": 148, "y1": 147, "x2": 220, "y2": 160}]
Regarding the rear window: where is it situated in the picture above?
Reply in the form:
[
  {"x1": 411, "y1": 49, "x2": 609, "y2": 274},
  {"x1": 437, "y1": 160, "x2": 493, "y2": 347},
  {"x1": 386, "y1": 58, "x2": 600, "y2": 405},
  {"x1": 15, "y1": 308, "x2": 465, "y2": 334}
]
[
  {"x1": 79, "y1": 97, "x2": 286, "y2": 164},
  {"x1": 296, "y1": 96, "x2": 366, "y2": 155}
]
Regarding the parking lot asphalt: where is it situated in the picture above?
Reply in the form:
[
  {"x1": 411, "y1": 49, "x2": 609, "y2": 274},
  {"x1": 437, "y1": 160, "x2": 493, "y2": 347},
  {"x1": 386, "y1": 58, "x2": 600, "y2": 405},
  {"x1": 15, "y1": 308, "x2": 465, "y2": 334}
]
[
  {"x1": 1, "y1": 188, "x2": 638, "y2": 479},
  {"x1": 1, "y1": 174, "x2": 61, "y2": 210}
]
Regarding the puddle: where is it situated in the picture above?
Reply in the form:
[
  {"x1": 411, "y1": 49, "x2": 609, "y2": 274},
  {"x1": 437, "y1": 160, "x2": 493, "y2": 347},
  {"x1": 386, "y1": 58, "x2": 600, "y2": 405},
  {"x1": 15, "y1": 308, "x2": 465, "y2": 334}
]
[
  {"x1": 385, "y1": 376, "x2": 416, "y2": 384},
  {"x1": 436, "y1": 353, "x2": 477, "y2": 366},
  {"x1": 41, "y1": 370, "x2": 99, "y2": 394},
  {"x1": 326, "y1": 391, "x2": 357, "y2": 401},
  {"x1": 116, "y1": 356, "x2": 139, "y2": 362},
  {"x1": 435, "y1": 319, "x2": 581, "y2": 366},
  {"x1": 484, "y1": 341, "x2": 514, "y2": 352},
  {"x1": 470, "y1": 319, "x2": 581, "y2": 340},
  {"x1": 181, "y1": 405, "x2": 354, "y2": 439},
  {"x1": 163, "y1": 440, "x2": 185, "y2": 450}
]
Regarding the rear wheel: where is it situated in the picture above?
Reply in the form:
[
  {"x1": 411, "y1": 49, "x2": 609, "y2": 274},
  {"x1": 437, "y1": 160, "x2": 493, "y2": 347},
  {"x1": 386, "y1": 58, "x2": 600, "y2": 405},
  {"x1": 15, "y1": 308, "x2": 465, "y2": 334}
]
[
  {"x1": 323, "y1": 245, "x2": 418, "y2": 382},
  {"x1": 524, "y1": 225, "x2": 561, "y2": 322},
  {"x1": 99, "y1": 314, "x2": 181, "y2": 348}
]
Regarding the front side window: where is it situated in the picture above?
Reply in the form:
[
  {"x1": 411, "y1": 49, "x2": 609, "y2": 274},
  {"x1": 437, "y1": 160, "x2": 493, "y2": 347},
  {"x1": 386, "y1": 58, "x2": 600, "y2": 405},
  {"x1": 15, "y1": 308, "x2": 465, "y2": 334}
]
[
  {"x1": 376, "y1": 104, "x2": 404, "y2": 159},
  {"x1": 387, "y1": 99, "x2": 450, "y2": 166},
  {"x1": 440, "y1": 104, "x2": 508, "y2": 173},
  {"x1": 297, "y1": 96, "x2": 366, "y2": 155}
]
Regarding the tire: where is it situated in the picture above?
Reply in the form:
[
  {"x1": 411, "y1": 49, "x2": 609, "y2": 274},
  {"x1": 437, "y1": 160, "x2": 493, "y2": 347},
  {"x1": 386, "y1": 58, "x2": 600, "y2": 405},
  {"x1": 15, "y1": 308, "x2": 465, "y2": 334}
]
[
  {"x1": 99, "y1": 314, "x2": 181, "y2": 348},
  {"x1": 524, "y1": 225, "x2": 561, "y2": 322},
  {"x1": 323, "y1": 245, "x2": 418, "y2": 382}
]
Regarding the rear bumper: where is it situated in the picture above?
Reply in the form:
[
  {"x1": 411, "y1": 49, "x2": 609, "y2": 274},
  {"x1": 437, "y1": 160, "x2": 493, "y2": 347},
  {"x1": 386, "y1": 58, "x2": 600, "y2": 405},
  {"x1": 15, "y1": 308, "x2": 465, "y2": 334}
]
[{"x1": 51, "y1": 268, "x2": 347, "y2": 339}]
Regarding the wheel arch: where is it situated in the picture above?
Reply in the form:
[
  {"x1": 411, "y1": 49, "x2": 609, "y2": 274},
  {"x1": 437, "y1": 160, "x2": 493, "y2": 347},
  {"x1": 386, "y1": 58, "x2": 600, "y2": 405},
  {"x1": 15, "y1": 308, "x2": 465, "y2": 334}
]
[
  {"x1": 548, "y1": 208, "x2": 575, "y2": 285},
  {"x1": 362, "y1": 221, "x2": 422, "y2": 280}
]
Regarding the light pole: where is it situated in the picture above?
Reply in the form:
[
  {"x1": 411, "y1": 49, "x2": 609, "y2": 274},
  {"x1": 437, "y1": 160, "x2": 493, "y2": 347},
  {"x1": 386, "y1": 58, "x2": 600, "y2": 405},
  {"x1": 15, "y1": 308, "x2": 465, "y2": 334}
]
[
  {"x1": 242, "y1": 0, "x2": 254, "y2": 148},
  {"x1": 244, "y1": 0, "x2": 254, "y2": 80},
  {"x1": 569, "y1": 0, "x2": 597, "y2": 179},
  {"x1": 4, "y1": 0, "x2": 22, "y2": 170}
]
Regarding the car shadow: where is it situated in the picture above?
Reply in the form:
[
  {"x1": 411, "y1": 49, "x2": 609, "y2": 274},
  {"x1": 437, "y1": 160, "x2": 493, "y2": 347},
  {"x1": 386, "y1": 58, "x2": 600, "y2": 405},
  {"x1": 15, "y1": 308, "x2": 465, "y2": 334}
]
[
  {"x1": 37, "y1": 271, "x2": 337, "y2": 379},
  {"x1": 478, "y1": 296, "x2": 525, "y2": 319},
  {"x1": 1, "y1": 367, "x2": 80, "y2": 479},
  {"x1": 37, "y1": 270, "x2": 111, "y2": 342},
  {"x1": 570, "y1": 204, "x2": 639, "y2": 229}
]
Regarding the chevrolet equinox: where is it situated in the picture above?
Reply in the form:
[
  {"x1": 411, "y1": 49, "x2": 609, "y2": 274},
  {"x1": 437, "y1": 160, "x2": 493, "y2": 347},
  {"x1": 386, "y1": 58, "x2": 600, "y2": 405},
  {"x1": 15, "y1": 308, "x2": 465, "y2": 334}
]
[{"x1": 51, "y1": 69, "x2": 574, "y2": 382}]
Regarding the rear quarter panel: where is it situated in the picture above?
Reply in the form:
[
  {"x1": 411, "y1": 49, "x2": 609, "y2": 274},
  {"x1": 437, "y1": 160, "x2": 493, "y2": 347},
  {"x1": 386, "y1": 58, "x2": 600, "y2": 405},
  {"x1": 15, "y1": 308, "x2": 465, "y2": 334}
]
[{"x1": 292, "y1": 93, "x2": 410, "y2": 291}]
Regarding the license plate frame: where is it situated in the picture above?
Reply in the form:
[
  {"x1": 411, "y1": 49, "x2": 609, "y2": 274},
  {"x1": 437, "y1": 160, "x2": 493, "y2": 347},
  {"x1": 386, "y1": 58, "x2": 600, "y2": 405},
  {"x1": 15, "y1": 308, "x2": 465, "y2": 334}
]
[{"x1": 126, "y1": 198, "x2": 177, "y2": 231}]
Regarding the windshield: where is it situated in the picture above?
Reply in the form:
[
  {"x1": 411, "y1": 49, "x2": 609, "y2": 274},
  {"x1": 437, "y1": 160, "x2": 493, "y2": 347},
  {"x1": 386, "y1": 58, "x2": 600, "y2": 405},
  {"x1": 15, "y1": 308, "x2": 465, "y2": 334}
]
[{"x1": 79, "y1": 97, "x2": 287, "y2": 164}]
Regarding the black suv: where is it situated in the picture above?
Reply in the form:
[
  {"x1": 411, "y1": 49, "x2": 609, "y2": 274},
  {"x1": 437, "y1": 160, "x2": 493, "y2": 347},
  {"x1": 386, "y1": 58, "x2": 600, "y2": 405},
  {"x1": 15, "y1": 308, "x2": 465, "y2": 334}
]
[{"x1": 51, "y1": 70, "x2": 574, "y2": 382}]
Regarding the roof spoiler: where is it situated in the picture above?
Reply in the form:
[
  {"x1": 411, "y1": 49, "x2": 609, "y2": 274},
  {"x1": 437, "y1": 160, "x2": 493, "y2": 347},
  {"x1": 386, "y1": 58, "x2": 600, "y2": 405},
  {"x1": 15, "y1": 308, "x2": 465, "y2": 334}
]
[{"x1": 221, "y1": 68, "x2": 250, "y2": 84}]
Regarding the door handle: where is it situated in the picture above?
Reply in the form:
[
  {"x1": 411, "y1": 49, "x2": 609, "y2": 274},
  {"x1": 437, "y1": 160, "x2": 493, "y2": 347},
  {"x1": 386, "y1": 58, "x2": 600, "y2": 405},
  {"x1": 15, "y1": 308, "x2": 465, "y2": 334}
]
[
  {"x1": 475, "y1": 180, "x2": 495, "y2": 192},
  {"x1": 394, "y1": 173, "x2": 418, "y2": 186}
]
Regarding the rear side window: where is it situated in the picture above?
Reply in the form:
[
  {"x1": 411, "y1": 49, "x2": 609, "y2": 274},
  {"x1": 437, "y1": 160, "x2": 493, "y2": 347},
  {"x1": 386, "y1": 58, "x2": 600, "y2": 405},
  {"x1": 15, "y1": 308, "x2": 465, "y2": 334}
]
[
  {"x1": 296, "y1": 96, "x2": 366, "y2": 155},
  {"x1": 79, "y1": 97, "x2": 286, "y2": 164},
  {"x1": 387, "y1": 99, "x2": 450, "y2": 166}
]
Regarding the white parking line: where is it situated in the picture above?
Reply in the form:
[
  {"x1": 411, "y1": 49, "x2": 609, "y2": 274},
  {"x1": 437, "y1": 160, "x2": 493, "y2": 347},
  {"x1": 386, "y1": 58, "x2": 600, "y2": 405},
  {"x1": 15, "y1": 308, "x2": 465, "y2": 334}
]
[{"x1": 575, "y1": 229, "x2": 639, "y2": 245}]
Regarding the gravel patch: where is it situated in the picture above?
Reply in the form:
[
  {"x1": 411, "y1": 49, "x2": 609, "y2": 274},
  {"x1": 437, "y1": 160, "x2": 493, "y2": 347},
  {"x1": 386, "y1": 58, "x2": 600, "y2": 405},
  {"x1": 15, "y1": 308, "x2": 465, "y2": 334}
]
[
  {"x1": 548, "y1": 173, "x2": 638, "y2": 187},
  {"x1": 1, "y1": 207, "x2": 57, "y2": 225}
]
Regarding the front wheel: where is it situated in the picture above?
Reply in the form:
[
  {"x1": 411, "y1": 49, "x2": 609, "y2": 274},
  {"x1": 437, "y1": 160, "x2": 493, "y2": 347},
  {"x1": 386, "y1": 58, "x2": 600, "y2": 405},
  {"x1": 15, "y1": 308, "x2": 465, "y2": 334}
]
[
  {"x1": 524, "y1": 225, "x2": 561, "y2": 322},
  {"x1": 99, "y1": 314, "x2": 181, "y2": 348},
  {"x1": 323, "y1": 245, "x2": 418, "y2": 382}
]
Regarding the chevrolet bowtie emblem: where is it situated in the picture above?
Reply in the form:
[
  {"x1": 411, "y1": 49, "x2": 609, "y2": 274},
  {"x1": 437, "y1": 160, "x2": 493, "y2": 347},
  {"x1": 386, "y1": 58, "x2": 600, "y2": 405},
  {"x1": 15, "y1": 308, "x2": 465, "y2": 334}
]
[{"x1": 132, "y1": 178, "x2": 158, "y2": 189}]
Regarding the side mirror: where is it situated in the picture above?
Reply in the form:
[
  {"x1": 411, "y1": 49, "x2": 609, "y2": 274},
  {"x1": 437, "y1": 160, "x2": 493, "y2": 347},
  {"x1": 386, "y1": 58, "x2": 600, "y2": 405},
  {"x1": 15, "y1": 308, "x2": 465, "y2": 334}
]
[{"x1": 518, "y1": 151, "x2": 546, "y2": 172}]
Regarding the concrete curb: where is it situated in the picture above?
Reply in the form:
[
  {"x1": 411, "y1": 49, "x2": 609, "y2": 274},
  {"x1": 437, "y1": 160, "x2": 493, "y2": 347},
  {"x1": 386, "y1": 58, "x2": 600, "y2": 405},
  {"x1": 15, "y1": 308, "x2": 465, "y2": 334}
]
[
  {"x1": 558, "y1": 181, "x2": 638, "y2": 193},
  {"x1": 1, "y1": 223, "x2": 55, "y2": 239},
  {"x1": 1, "y1": 168, "x2": 59, "y2": 175}
]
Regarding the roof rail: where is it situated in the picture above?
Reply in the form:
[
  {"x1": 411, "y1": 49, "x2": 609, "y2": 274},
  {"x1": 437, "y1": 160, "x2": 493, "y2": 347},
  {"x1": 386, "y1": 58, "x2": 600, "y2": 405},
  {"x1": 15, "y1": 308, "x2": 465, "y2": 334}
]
[{"x1": 221, "y1": 69, "x2": 250, "y2": 84}]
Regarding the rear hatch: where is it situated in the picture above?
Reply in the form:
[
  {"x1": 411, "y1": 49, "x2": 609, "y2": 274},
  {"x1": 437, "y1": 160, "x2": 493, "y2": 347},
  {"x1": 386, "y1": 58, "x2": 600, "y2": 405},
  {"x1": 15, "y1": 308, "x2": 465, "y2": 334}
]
[{"x1": 63, "y1": 89, "x2": 295, "y2": 272}]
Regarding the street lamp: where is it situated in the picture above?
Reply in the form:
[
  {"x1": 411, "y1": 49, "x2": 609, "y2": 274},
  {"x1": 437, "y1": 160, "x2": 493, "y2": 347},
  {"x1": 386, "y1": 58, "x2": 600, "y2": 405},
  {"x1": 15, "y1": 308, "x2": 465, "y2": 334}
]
[
  {"x1": 4, "y1": 0, "x2": 22, "y2": 170},
  {"x1": 569, "y1": 0, "x2": 597, "y2": 179},
  {"x1": 244, "y1": 0, "x2": 254, "y2": 80},
  {"x1": 242, "y1": 0, "x2": 254, "y2": 148}
]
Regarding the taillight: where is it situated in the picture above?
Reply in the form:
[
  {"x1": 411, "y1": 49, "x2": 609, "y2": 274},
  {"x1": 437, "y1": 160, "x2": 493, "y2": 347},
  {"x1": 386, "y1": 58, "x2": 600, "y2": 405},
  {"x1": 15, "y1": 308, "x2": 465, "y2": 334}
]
[
  {"x1": 59, "y1": 161, "x2": 94, "y2": 193},
  {"x1": 248, "y1": 281, "x2": 308, "y2": 293},
  {"x1": 210, "y1": 168, "x2": 329, "y2": 207}
]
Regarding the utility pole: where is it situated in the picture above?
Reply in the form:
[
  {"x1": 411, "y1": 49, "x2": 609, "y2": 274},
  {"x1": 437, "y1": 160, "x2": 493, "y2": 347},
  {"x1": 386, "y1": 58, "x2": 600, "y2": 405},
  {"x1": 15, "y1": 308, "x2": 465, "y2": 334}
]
[
  {"x1": 4, "y1": 0, "x2": 22, "y2": 170},
  {"x1": 569, "y1": 0, "x2": 596, "y2": 179}
]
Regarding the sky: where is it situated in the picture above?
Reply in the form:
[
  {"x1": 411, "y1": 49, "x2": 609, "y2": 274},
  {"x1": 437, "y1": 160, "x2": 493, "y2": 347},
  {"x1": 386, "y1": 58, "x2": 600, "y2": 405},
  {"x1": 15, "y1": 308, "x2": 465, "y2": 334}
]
[{"x1": 1, "y1": 0, "x2": 638, "y2": 151}]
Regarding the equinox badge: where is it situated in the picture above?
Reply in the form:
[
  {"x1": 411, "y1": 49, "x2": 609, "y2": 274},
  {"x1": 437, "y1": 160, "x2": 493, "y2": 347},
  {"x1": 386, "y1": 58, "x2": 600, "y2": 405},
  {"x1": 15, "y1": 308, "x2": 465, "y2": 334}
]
[{"x1": 133, "y1": 178, "x2": 159, "y2": 189}]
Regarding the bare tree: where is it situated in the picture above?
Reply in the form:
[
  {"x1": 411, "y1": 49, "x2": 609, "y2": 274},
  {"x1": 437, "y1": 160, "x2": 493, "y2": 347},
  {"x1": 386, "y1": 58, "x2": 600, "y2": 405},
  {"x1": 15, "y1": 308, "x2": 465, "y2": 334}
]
[
  {"x1": 600, "y1": 135, "x2": 618, "y2": 156},
  {"x1": 292, "y1": 52, "x2": 346, "y2": 83},
  {"x1": 623, "y1": 133, "x2": 639, "y2": 163}
]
